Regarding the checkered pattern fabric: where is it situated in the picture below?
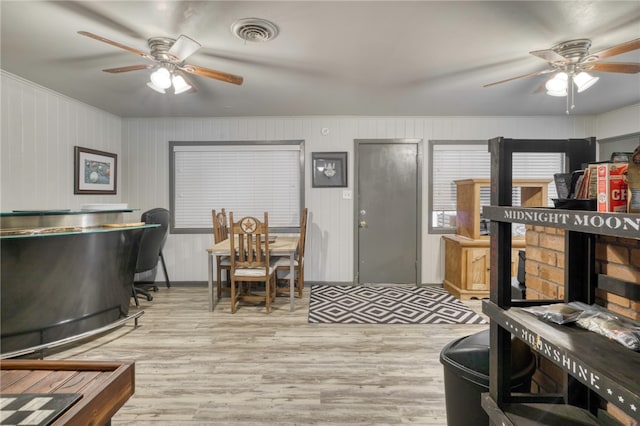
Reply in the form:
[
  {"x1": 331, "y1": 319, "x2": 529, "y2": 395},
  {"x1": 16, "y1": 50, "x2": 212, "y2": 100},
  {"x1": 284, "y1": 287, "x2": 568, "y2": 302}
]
[{"x1": 0, "y1": 394, "x2": 80, "y2": 426}]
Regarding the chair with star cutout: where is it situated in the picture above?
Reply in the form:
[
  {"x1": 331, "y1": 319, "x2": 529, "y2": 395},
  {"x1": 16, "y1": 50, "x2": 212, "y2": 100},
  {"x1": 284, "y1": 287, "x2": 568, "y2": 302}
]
[{"x1": 228, "y1": 212, "x2": 277, "y2": 313}]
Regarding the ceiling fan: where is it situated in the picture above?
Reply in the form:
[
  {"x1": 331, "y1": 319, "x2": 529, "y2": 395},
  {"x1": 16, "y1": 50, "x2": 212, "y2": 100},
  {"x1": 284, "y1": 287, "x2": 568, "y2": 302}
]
[
  {"x1": 484, "y1": 38, "x2": 640, "y2": 97},
  {"x1": 78, "y1": 31, "x2": 244, "y2": 94}
]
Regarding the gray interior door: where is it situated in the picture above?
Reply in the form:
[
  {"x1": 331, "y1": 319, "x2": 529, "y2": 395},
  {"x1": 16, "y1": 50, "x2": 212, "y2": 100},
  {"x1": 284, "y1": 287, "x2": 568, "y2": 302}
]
[{"x1": 356, "y1": 141, "x2": 420, "y2": 284}]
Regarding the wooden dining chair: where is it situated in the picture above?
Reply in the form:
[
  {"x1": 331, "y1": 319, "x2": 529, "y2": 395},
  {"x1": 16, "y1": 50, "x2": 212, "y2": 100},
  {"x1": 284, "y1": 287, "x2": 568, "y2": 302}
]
[
  {"x1": 212, "y1": 208, "x2": 231, "y2": 298},
  {"x1": 275, "y1": 207, "x2": 308, "y2": 298},
  {"x1": 229, "y1": 212, "x2": 277, "y2": 313}
]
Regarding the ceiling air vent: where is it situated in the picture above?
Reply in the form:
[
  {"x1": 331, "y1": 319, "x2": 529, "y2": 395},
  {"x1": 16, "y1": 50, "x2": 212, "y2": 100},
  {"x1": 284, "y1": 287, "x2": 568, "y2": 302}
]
[{"x1": 231, "y1": 18, "x2": 279, "y2": 42}]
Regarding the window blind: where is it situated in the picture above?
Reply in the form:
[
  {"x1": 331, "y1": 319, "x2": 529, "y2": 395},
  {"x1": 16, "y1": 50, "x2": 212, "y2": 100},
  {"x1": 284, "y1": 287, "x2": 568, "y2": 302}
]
[
  {"x1": 430, "y1": 142, "x2": 563, "y2": 232},
  {"x1": 432, "y1": 144, "x2": 489, "y2": 213},
  {"x1": 172, "y1": 143, "x2": 302, "y2": 231}
]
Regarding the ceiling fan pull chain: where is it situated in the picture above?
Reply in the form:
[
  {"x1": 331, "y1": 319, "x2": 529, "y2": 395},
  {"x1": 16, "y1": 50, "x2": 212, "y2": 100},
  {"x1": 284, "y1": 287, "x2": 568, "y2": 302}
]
[{"x1": 570, "y1": 75, "x2": 576, "y2": 111}]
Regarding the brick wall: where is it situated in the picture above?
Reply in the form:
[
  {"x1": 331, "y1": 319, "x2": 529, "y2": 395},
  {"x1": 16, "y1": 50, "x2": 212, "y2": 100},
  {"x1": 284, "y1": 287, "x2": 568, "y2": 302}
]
[
  {"x1": 524, "y1": 226, "x2": 566, "y2": 300},
  {"x1": 596, "y1": 236, "x2": 640, "y2": 321},
  {"x1": 524, "y1": 227, "x2": 640, "y2": 425}
]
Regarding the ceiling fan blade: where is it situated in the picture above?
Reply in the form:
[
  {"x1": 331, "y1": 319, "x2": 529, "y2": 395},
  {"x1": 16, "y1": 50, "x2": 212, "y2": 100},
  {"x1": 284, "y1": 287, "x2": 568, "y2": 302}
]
[
  {"x1": 78, "y1": 31, "x2": 154, "y2": 60},
  {"x1": 529, "y1": 49, "x2": 566, "y2": 63},
  {"x1": 57, "y1": 3, "x2": 146, "y2": 39},
  {"x1": 589, "y1": 38, "x2": 640, "y2": 60},
  {"x1": 168, "y1": 35, "x2": 201, "y2": 61},
  {"x1": 181, "y1": 64, "x2": 244, "y2": 85},
  {"x1": 589, "y1": 62, "x2": 640, "y2": 74},
  {"x1": 533, "y1": 80, "x2": 548, "y2": 94},
  {"x1": 483, "y1": 68, "x2": 554, "y2": 88},
  {"x1": 103, "y1": 64, "x2": 152, "y2": 73}
]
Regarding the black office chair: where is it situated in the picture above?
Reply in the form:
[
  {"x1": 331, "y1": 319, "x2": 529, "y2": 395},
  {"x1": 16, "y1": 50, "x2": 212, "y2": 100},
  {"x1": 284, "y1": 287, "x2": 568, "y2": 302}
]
[{"x1": 132, "y1": 208, "x2": 171, "y2": 306}]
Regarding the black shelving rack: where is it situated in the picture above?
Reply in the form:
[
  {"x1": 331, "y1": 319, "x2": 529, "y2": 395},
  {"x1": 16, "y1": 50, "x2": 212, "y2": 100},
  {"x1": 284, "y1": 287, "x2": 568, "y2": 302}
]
[{"x1": 481, "y1": 137, "x2": 640, "y2": 424}]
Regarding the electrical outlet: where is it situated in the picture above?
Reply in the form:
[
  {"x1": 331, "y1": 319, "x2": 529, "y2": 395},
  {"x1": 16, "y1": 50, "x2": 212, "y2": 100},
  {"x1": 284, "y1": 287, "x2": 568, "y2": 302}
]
[{"x1": 342, "y1": 190, "x2": 352, "y2": 199}]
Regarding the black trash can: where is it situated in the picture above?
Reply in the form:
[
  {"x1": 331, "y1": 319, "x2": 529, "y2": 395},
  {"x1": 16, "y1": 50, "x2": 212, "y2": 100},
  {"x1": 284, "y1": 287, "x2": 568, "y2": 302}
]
[{"x1": 439, "y1": 329, "x2": 536, "y2": 426}]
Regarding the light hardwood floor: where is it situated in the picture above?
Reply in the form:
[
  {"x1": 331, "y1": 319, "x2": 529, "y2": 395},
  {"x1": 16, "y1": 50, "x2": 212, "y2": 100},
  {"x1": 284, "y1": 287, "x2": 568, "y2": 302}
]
[{"x1": 50, "y1": 286, "x2": 488, "y2": 425}]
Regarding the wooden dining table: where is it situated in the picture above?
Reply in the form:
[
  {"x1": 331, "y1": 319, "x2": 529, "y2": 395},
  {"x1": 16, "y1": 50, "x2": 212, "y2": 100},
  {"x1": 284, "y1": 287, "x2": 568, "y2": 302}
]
[{"x1": 206, "y1": 235, "x2": 299, "y2": 312}]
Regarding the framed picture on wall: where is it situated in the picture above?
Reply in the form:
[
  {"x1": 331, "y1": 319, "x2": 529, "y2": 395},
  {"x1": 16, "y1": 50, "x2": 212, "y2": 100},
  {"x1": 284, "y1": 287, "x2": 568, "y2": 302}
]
[
  {"x1": 74, "y1": 146, "x2": 117, "y2": 194},
  {"x1": 312, "y1": 151, "x2": 347, "y2": 188}
]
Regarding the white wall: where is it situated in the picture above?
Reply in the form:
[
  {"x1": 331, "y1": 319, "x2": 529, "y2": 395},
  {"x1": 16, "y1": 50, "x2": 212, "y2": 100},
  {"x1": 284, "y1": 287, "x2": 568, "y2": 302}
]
[
  {"x1": 120, "y1": 115, "x2": 597, "y2": 284},
  {"x1": 1, "y1": 72, "x2": 122, "y2": 211},
  {"x1": 4, "y1": 70, "x2": 638, "y2": 285},
  {"x1": 594, "y1": 103, "x2": 640, "y2": 140}
]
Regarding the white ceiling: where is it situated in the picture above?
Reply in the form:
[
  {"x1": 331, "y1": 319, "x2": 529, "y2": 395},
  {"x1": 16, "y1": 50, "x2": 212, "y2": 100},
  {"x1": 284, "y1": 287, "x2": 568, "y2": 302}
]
[{"x1": 2, "y1": 1, "x2": 639, "y2": 118}]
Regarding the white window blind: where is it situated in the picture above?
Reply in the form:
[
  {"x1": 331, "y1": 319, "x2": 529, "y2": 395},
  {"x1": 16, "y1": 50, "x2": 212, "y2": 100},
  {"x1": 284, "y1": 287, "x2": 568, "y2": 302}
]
[
  {"x1": 430, "y1": 141, "x2": 564, "y2": 232},
  {"x1": 432, "y1": 144, "x2": 489, "y2": 214},
  {"x1": 172, "y1": 143, "x2": 302, "y2": 231}
]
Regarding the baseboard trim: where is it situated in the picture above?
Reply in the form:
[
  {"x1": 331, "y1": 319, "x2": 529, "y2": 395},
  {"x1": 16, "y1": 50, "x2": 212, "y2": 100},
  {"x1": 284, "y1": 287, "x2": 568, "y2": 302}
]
[
  {"x1": 160, "y1": 281, "x2": 444, "y2": 288},
  {"x1": 165, "y1": 281, "x2": 355, "y2": 287},
  {"x1": 305, "y1": 281, "x2": 354, "y2": 286},
  {"x1": 162, "y1": 281, "x2": 208, "y2": 287}
]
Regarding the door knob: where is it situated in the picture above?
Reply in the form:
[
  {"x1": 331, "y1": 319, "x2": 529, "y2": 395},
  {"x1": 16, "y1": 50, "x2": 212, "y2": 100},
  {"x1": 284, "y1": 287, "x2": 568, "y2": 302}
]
[{"x1": 359, "y1": 220, "x2": 367, "y2": 228}]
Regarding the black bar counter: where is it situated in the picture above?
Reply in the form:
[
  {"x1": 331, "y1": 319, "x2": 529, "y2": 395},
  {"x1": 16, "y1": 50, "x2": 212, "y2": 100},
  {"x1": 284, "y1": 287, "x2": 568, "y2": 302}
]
[{"x1": 1, "y1": 209, "x2": 155, "y2": 355}]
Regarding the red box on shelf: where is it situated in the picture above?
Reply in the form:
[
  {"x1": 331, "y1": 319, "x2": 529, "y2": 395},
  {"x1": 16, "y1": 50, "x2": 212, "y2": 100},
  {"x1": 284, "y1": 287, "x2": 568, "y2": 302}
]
[{"x1": 596, "y1": 163, "x2": 628, "y2": 212}]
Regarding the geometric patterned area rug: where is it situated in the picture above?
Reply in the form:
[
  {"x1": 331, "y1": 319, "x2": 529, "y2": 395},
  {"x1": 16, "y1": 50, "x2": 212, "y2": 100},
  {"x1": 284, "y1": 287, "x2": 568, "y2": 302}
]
[{"x1": 308, "y1": 285, "x2": 487, "y2": 324}]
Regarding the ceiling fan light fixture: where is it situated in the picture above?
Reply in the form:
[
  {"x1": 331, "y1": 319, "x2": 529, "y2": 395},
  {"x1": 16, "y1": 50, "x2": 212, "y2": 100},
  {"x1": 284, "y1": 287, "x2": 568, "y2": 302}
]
[
  {"x1": 146, "y1": 81, "x2": 166, "y2": 94},
  {"x1": 545, "y1": 72, "x2": 568, "y2": 94},
  {"x1": 573, "y1": 72, "x2": 599, "y2": 93},
  {"x1": 546, "y1": 88, "x2": 568, "y2": 97},
  {"x1": 150, "y1": 67, "x2": 172, "y2": 89},
  {"x1": 172, "y1": 74, "x2": 191, "y2": 94}
]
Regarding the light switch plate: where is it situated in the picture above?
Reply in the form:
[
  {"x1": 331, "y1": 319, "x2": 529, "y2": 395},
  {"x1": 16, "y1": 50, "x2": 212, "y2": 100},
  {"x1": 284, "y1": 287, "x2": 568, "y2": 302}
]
[{"x1": 342, "y1": 189, "x2": 352, "y2": 199}]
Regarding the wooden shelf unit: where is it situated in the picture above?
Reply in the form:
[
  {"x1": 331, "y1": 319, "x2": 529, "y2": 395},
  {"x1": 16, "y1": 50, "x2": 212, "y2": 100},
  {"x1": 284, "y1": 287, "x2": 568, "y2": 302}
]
[
  {"x1": 481, "y1": 137, "x2": 640, "y2": 424},
  {"x1": 443, "y1": 178, "x2": 550, "y2": 300},
  {"x1": 454, "y1": 178, "x2": 550, "y2": 240}
]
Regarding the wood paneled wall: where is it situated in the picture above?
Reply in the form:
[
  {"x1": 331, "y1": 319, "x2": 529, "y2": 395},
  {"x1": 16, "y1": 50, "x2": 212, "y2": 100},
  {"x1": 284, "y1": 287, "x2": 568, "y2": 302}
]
[{"x1": 6, "y1": 70, "x2": 636, "y2": 284}]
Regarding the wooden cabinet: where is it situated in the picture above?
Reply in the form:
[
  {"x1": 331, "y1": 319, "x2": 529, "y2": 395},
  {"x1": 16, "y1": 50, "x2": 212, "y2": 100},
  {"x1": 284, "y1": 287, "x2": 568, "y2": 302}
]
[
  {"x1": 443, "y1": 178, "x2": 549, "y2": 299},
  {"x1": 481, "y1": 137, "x2": 640, "y2": 424},
  {"x1": 443, "y1": 235, "x2": 525, "y2": 299},
  {"x1": 466, "y1": 247, "x2": 490, "y2": 289}
]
